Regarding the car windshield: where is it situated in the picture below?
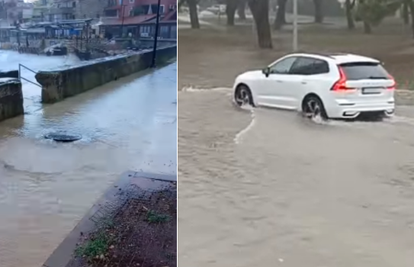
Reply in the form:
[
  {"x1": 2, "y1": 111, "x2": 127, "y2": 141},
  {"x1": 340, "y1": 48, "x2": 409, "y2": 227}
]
[{"x1": 340, "y1": 62, "x2": 389, "y2": 80}]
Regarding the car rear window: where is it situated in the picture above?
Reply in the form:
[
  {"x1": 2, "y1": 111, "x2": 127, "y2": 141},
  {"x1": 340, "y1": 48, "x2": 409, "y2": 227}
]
[{"x1": 339, "y1": 62, "x2": 389, "y2": 80}]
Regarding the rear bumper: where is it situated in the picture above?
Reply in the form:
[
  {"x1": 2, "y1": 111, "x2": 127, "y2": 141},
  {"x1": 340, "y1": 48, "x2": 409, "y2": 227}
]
[{"x1": 325, "y1": 99, "x2": 395, "y2": 119}]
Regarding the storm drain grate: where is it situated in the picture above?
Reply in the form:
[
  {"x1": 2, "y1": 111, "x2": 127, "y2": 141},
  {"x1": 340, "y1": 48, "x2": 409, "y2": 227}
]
[{"x1": 44, "y1": 132, "x2": 82, "y2": 142}]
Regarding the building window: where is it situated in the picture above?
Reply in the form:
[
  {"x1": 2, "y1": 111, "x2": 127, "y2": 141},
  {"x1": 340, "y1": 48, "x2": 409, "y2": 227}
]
[
  {"x1": 108, "y1": 0, "x2": 117, "y2": 7},
  {"x1": 140, "y1": 25, "x2": 151, "y2": 37},
  {"x1": 132, "y1": 5, "x2": 149, "y2": 16},
  {"x1": 160, "y1": 25, "x2": 169, "y2": 38},
  {"x1": 169, "y1": 4, "x2": 176, "y2": 11},
  {"x1": 150, "y1": 4, "x2": 164, "y2": 14},
  {"x1": 140, "y1": 25, "x2": 151, "y2": 33},
  {"x1": 105, "y1": 9, "x2": 117, "y2": 17},
  {"x1": 170, "y1": 25, "x2": 176, "y2": 39},
  {"x1": 129, "y1": 0, "x2": 134, "y2": 3}
]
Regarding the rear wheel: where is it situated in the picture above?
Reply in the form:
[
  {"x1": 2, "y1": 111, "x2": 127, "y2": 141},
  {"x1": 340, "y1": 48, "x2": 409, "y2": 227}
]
[
  {"x1": 302, "y1": 95, "x2": 327, "y2": 120},
  {"x1": 234, "y1": 85, "x2": 254, "y2": 107}
]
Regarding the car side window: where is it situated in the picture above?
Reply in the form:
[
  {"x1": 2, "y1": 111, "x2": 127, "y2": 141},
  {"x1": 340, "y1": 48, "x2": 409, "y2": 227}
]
[
  {"x1": 269, "y1": 57, "x2": 298, "y2": 74},
  {"x1": 290, "y1": 57, "x2": 329, "y2": 75},
  {"x1": 312, "y1": 59, "x2": 330, "y2": 74}
]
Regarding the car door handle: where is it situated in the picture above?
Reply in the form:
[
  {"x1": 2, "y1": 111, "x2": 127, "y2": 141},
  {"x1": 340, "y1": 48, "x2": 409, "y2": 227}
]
[
  {"x1": 275, "y1": 80, "x2": 283, "y2": 83},
  {"x1": 301, "y1": 81, "x2": 308, "y2": 84}
]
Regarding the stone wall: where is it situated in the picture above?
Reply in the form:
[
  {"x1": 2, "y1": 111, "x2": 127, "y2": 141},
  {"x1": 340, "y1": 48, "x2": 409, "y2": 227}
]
[
  {"x1": 0, "y1": 79, "x2": 24, "y2": 122},
  {"x1": 35, "y1": 45, "x2": 177, "y2": 103}
]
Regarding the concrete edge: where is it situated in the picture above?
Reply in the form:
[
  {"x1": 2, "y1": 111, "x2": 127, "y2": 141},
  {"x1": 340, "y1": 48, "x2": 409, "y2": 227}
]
[
  {"x1": 37, "y1": 45, "x2": 177, "y2": 74},
  {"x1": 42, "y1": 170, "x2": 176, "y2": 267}
]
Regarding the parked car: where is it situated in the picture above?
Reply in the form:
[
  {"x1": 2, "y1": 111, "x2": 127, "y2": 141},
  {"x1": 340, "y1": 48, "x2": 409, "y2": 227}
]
[
  {"x1": 206, "y1": 4, "x2": 226, "y2": 15},
  {"x1": 44, "y1": 44, "x2": 68, "y2": 56},
  {"x1": 233, "y1": 52, "x2": 396, "y2": 120}
]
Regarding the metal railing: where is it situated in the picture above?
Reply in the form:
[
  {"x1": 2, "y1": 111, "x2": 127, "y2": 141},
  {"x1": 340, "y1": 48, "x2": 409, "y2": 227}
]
[{"x1": 18, "y1": 63, "x2": 41, "y2": 88}]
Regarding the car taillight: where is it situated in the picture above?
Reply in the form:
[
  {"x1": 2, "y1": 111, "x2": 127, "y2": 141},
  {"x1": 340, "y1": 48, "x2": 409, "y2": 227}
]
[
  {"x1": 331, "y1": 67, "x2": 353, "y2": 91},
  {"x1": 387, "y1": 74, "x2": 396, "y2": 90}
]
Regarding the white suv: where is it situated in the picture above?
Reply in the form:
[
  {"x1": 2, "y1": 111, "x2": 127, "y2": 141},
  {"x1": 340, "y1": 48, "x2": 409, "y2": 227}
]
[{"x1": 233, "y1": 53, "x2": 396, "y2": 119}]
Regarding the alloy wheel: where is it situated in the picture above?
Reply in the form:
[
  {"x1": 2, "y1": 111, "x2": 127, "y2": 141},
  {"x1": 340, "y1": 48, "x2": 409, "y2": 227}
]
[
  {"x1": 235, "y1": 87, "x2": 250, "y2": 106},
  {"x1": 304, "y1": 99, "x2": 322, "y2": 119}
]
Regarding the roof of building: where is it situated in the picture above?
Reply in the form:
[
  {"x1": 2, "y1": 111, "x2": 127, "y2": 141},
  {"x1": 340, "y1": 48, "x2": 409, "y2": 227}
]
[
  {"x1": 102, "y1": 14, "x2": 156, "y2": 26},
  {"x1": 102, "y1": 10, "x2": 177, "y2": 26}
]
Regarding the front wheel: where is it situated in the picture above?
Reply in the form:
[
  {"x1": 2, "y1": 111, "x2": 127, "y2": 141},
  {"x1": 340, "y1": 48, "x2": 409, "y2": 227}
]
[
  {"x1": 302, "y1": 95, "x2": 328, "y2": 120},
  {"x1": 234, "y1": 85, "x2": 254, "y2": 107}
]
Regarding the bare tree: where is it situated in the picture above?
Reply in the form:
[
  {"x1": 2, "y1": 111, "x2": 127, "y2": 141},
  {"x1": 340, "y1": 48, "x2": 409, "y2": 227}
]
[
  {"x1": 226, "y1": 0, "x2": 239, "y2": 25},
  {"x1": 187, "y1": 0, "x2": 200, "y2": 29},
  {"x1": 407, "y1": 0, "x2": 414, "y2": 37},
  {"x1": 313, "y1": 0, "x2": 324, "y2": 23},
  {"x1": 402, "y1": 1, "x2": 409, "y2": 24},
  {"x1": 248, "y1": 0, "x2": 272, "y2": 48},
  {"x1": 345, "y1": 0, "x2": 355, "y2": 30},
  {"x1": 237, "y1": 0, "x2": 247, "y2": 20},
  {"x1": 273, "y1": 0, "x2": 287, "y2": 30}
]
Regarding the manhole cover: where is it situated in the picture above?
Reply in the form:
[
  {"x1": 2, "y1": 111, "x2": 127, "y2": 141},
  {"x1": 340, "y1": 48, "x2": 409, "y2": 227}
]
[{"x1": 44, "y1": 132, "x2": 82, "y2": 142}]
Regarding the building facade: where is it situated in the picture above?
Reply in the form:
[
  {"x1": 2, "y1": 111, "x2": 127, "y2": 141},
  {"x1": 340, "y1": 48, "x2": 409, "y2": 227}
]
[
  {"x1": 101, "y1": 0, "x2": 177, "y2": 39},
  {"x1": 74, "y1": 0, "x2": 108, "y2": 20}
]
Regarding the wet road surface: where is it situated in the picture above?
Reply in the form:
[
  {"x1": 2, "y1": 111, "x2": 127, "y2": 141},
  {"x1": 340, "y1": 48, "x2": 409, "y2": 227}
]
[
  {"x1": 179, "y1": 88, "x2": 414, "y2": 267},
  {"x1": 0, "y1": 52, "x2": 177, "y2": 267}
]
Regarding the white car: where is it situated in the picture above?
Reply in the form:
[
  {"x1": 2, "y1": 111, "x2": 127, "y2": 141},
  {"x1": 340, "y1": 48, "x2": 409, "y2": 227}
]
[{"x1": 232, "y1": 53, "x2": 396, "y2": 119}]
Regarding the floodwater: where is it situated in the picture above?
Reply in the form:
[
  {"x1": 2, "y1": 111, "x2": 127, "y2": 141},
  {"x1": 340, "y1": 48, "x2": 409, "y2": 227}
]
[
  {"x1": 177, "y1": 20, "x2": 414, "y2": 267},
  {"x1": 179, "y1": 88, "x2": 414, "y2": 267},
  {"x1": 0, "y1": 52, "x2": 177, "y2": 267}
]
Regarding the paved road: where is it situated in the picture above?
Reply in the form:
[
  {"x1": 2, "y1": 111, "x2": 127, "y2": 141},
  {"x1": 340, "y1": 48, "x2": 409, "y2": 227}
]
[
  {"x1": 179, "y1": 88, "x2": 414, "y2": 267},
  {"x1": 0, "y1": 53, "x2": 177, "y2": 267}
]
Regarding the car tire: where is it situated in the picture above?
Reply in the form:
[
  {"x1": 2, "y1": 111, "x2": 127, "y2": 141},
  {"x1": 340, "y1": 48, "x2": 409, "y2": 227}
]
[
  {"x1": 234, "y1": 84, "x2": 255, "y2": 107},
  {"x1": 302, "y1": 95, "x2": 328, "y2": 120}
]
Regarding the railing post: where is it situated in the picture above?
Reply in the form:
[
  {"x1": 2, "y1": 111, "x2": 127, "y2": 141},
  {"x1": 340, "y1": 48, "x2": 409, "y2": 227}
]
[{"x1": 16, "y1": 63, "x2": 41, "y2": 88}]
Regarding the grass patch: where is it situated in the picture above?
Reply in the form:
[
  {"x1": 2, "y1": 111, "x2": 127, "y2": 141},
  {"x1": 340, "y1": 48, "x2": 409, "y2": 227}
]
[
  {"x1": 146, "y1": 210, "x2": 170, "y2": 223},
  {"x1": 75, "y1": 232, "x2": 112, "y2": 260}
]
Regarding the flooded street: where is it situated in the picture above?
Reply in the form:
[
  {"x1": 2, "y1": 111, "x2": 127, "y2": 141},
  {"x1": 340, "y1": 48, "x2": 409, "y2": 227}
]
[
  {"x1": 179, "y1": 88, "x2": 414, "y2": 267},
  {"x1": 178, "y1": 25, "x2": 414, "y2": 266},
  {"x1": 0, "y1": 52, "x2": 177, "y2": 267}
]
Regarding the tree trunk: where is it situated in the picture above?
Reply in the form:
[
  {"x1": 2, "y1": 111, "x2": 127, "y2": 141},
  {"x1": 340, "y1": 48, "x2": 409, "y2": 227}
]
[
  {"x1": 345, "y1": 0, "x2": 355, "y2": 30},
  {"x1": 403, "y1": 2, "x2": 409, "y2": 25},
  {"x1": 248, "y1": 0, "x2": 272, "y2": 49},
  {"x1": 187, "y1": 0, "x2": 200, "y2": 29},
  {"x1": 363, "y1": 21, "x2": 372, "y2": 34},
  {"x1": 313, "y1": 0, "x2": 324, "y2": 23},
  {"x1": 178, "y1": 0, "x2": 186, "y2": 10},
  {"x1": 237, "y1": 0, "x2": 247, "y2": 20},
  {"x1": 226, "y1": 0, "x2": 238, "y2": 25},
  {"x1": 273, "y1": 0, "x2": 287, "y2": 30},
  {"x1": 408, "y1": 0, "x2": 414, "y2": 38}
]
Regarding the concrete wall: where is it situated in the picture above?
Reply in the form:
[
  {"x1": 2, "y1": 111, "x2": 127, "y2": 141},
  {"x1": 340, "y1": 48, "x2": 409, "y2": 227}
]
[
  {"x1": 35, "y1": 45, "x2": 177, "y2": 103},
  {"x1": 0, "y1": 79, "x2": 24, "y2": 122}
]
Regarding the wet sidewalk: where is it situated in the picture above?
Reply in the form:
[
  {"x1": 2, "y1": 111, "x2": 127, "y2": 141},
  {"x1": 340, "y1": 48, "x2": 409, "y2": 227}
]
[{"x1": 0, "y1": 61, "x2": 177, "y2": 267}]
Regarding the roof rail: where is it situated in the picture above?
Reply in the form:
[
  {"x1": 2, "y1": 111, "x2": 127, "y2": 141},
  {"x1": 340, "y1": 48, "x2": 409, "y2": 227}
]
[{"x1": 307, "y1": 52, "x2": 350, "y2": 58}]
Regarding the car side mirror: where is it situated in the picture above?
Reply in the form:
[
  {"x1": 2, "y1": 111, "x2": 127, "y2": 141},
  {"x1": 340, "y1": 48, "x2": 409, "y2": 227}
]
[{"x1": 262, "y1": 67, "x2": 270, "y2": 77}]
